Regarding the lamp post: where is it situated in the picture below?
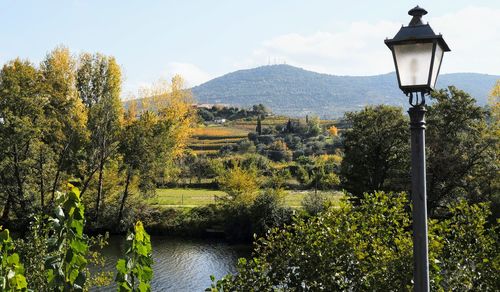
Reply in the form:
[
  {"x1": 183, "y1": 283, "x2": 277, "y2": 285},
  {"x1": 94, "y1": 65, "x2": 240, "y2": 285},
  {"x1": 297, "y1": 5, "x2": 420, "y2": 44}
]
[{"x1": 385, "y1": 6, "x2": 450, "y2": 292}]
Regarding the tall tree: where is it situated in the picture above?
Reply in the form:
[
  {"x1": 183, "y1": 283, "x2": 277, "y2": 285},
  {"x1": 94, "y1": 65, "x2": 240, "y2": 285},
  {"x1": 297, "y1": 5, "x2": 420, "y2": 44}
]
[
  {"x1": 39, "y1": 47, "x2": 87, "y2": 207},
  {"x1": 256, "y1": 117, "x2": 262, "y2": 135},
  {"x1": 117, "y1": 76, "x2": 195, "y2": 227},
  {"x1": 340, "y1": 105, "x2": 409, "y2": 199},
  {"x1": 76, "y1": 53, "x2": 123, "y2": 223},
  {"x1": 426, "y1": 86, "x2": 500, "y2": 216},
  {"x1": 0, "y1": 59, "x2": 44, "y2": 221}
]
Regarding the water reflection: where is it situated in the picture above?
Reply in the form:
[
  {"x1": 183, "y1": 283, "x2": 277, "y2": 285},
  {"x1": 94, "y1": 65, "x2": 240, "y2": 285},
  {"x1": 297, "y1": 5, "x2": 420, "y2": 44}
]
[{"x1": 92, "y1": 236, "x2": 250, "y2": 292}]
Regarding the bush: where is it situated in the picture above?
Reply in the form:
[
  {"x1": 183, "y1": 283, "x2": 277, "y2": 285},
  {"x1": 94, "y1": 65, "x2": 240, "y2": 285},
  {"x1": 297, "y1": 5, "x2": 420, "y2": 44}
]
[
  {"x1": 301, "y1": 192, "x2": 328, "y2": 216},
  {"x1": 210, "y1": 192, "x2": 499, "y2": 291}
]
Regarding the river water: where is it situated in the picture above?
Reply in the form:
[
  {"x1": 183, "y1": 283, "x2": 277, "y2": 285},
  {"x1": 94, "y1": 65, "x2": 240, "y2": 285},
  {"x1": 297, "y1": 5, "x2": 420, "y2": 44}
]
[{"x1": 92, "y1": 236, "x2": 251, "y2": 292}]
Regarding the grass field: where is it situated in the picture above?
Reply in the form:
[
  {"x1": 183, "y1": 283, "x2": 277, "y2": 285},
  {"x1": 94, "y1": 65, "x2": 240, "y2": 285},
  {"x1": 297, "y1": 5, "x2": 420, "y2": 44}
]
[{"x1": 150, "y1": 188, "x2": 344, "y2": 208}]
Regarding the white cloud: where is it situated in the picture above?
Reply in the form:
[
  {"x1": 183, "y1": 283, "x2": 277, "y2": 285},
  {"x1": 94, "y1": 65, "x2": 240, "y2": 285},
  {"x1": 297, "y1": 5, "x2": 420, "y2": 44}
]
[
  {"x1": 165, "y1": 62, "x2": 212, "y2": 87},
  {"x1": 239, "y1": 6, "x2": 500, "y2": 76},
  {"x1": 430, "y1": 6, "x2": 500, "y2": 74}
]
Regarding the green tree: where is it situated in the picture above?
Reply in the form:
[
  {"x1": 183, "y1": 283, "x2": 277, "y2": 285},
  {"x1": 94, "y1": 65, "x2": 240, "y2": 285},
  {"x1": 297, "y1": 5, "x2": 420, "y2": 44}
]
[
  {"x1": 426, "y1": 87, "x2": 499, "y2": 215},
  {"x1": 0, "y1": 59, "x2": 44, "y2": 221},
  {"x1": 340, "y1": 105, "x2": 409, "y2": 200},
  {"x1": 76, "y1": 53, "x2": 123, "y2": 224},
  {"x1": 256, "y1": 116, "x2": 262, "y2": 135},
  {"x1": 218, "y1": 165, "x2": 260, "y2": 205},
  {"x1": 306, "y1": 116, "x2": 321, "y2": 137},
  {"x1": 39, "y1": 47, "x2": 87, "y2": 207},
  {"x1": 117, "y1": 111, "x2": 157, "y2": 227}
]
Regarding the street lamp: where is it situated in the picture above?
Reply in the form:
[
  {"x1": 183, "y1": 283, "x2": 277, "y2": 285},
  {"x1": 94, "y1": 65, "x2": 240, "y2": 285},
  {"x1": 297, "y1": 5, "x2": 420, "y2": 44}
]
[{"x1": 385, "y1": 6, "x2": 450, "y2": 292}]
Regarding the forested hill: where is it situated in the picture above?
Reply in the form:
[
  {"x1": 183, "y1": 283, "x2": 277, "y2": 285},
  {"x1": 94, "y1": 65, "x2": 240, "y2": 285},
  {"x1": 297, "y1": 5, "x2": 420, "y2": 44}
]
[{"x1": 191, "y1": 65, "x2": 499, "y2": 118}]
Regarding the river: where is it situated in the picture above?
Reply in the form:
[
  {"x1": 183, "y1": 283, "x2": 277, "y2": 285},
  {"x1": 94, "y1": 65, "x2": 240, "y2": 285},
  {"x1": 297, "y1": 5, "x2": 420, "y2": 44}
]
[{"x1": 92, "y1": 236, "x2": 251, "y2": 291}]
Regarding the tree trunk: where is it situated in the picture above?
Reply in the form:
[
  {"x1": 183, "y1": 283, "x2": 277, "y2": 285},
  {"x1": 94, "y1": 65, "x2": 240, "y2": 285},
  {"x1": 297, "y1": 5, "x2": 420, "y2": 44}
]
[
  {"x1": 13, "y1": 144, "x2": 26, "y2": 213},
  {"x1": 117, "y1": 169, "x2": 131, "y2": 228},
  {"x1": 51, "y1": 142, "x2": 71, "y2": 203},
  {"x1": 1, "y1": 193, "x2": 12, "y2": 223},
  {"x1": 39, "y1": 153, "x2": 44, "y2": 209},
  {"x1": 95, "y1": 159, "x2": 105, "y2": 224}
]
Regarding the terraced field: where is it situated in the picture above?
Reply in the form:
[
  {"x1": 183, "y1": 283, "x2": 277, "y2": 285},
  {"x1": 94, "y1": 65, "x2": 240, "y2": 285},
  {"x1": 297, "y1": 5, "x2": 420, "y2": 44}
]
[
  {"x1": 189, "y1": 126, "x2": 249, "y2": 155},
  {"x1": 188, "y1": 117, "x2": 338, "y2": 156}
]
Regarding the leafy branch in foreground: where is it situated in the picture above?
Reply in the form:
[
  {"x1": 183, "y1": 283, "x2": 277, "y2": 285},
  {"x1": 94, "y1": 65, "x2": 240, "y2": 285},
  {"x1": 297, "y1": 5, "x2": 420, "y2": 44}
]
[
  {"x1": 0, "y1": 228, "x2": 28, "y2": 291},
  {"x1": 44, "y1": 184, "x2": 88, "y2": 291},
  {"x1": 115, "y1": 221, "x2": 153, "y2": 292}
]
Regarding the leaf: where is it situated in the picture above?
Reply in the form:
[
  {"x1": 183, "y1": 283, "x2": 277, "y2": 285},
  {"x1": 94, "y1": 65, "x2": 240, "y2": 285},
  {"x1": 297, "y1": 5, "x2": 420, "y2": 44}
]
[{"x1": 116, "y1": 259, "x2": 127, "y2": 274}]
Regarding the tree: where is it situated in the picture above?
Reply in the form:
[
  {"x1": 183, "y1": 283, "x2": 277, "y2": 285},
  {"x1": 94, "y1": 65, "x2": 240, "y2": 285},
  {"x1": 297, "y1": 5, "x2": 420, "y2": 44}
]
[
  {"x1": 0, "y1": 59, "x2": 44, "y2": 221},
  {"x1": 327, "y1": 125, "x2": 338, "y2": 136},
  {"x1": 340, "y1": 105, "x2": 409, "y2": 199},
  {"x1": 117, "y1": 77, "x2": 195, "y2": 227},
  {"x1": 306, "y1": 116, "x2": 321, "y2": 137},
  {"x1": 39, "y1": 47, "x2": 87, "y2": 207},
  {"x1": 218, "y1": 165, "x2": 260, "y2": 205},
  {"x1": 76, "y1": 53, "x2": 123, "y2": 224},
  {"x1": 267, "y1": 140, "x2": 292, "y2": 162},
  {"x1": 426, "y1": 86, "x2": 499, "y2": 216},
  {"x1": 117, "y1": 111, "x2": 156, "y2": 227},
  {"x1": 255, "y1": 116, "x2": 262, "y2": 135}
]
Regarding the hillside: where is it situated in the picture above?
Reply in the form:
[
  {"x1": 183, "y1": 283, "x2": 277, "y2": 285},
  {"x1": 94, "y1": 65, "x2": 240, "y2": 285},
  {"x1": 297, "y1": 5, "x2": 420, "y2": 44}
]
[{"x1": 192, "y1": 65, "x2": 499, "y2": 117}]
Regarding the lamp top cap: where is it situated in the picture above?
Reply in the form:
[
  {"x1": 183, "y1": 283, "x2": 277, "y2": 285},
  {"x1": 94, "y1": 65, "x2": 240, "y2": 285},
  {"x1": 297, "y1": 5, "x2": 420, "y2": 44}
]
[
  {"x1": 408, "y1": 6, "x2": 428, "y2": 26},
  {"x1": 408, "y1": 6, "x2": 427, "y2": 17}
]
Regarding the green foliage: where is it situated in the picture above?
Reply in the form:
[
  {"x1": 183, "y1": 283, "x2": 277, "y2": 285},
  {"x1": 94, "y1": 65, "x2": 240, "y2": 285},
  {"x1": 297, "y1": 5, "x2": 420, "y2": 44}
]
[
  {"x1": 45, "y1": 185, "x2": 89, "y2": 291},
  {"x1": 426, "y1": 86, "x2": 499, "y2": 216},
  {"x1": 115, "y1": 221, "x2": 153, "y2": 292},
  {"x1": 0, "y1": 229, "x2": 28, "y2": 291},
  {"x1": 301, "y1": 191, "x2": 329, "y2": 216},
  {"x1": 210, "y1": 192, "x2": 499, "y2": 291},
  {"x1": 218, "y1": 165, "x2": 260, "y2": 205},
  {"x1": 0, "y1": 58, "x2": 45, "y2": 221},
  {"x1": 340, "y1": 105, "x2": 409, "y2": 199},
  {"x1": 429, "y1": 201, "x2": 499, "y2": 290},
  {"x1": 15, "y1": 217, "x2": 51, "y2": 291}
]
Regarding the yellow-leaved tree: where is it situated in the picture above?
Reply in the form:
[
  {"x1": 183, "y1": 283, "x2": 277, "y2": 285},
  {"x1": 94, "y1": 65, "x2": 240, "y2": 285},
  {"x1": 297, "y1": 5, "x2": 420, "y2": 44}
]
[
  {"x1": 218, "y1": 165, "x2": 261, "y2": 205},
  {"x1": 116, "y1": 75, "x2": 196, "y2": 227},
  {"x1": 328, "y1": 125, "x2": 338, "y2": 136}
]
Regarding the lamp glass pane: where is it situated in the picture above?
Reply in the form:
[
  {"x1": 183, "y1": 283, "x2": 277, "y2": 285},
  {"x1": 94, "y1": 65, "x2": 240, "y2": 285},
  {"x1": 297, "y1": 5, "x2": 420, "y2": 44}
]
[
  {"x1": 394, "y1": 43, "x2": 433, "y2": 87},
  {"x1": 430, "y1": 44, "x2": 443, "y2": 88}
]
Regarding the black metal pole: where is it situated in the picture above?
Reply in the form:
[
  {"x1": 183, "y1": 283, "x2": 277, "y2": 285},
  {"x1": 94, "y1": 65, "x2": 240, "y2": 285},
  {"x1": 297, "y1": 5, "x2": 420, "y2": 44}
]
[{"x1": 408, "y1": 105, "x2": 430, "y2": 292}]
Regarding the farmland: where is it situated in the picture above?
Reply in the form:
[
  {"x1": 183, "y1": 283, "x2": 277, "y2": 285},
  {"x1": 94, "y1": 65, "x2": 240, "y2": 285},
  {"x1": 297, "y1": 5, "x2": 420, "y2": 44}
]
[
  {"x1": 188, "y1": 125, "x2": 249, "y2": 155},
  {"x1": 149, "y1": 188, "x2": 344, "y2": 209}
]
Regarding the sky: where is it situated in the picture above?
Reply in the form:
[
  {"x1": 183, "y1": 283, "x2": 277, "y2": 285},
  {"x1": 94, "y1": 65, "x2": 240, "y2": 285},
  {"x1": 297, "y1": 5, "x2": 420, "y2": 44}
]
[{"x1": 1, "y1": 0, "x2": 499, "y2": 96}]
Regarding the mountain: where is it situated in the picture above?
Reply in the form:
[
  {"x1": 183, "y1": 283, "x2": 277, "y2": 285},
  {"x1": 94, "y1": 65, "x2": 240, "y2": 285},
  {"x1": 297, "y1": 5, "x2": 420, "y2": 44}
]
[{"x1": 191, "y1": 65, "x2": 499, "y2": 118}]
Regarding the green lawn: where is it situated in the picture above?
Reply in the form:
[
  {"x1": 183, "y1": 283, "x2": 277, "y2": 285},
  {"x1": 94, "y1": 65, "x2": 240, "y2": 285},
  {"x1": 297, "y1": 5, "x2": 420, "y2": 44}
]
[
  {"x1": 151, "y1": 188, "x2": 343, "y2": 208},
  {"x1": 150, "y1": 188, "x2": 226, "y2": 207},
  {"x1": 284, "y1": 191, "x2": 343, "y2": 207}
]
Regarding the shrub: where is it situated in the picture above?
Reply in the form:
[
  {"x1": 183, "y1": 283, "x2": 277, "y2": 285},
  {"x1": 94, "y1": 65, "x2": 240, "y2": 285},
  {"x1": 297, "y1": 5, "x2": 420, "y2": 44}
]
[
  {"x1": 210, "y1": 192, "x2": 499, "y2": 291},
  {"x1": 0, "y1": 228, "x2": 28, "y2": 291},
  {"x1": 301, "y1": 192, "x2": 328, "y2": 216}
]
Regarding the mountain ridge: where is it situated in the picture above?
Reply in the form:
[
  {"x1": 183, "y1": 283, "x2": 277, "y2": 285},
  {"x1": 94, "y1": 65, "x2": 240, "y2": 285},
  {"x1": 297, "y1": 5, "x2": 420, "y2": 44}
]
[{"x1": 191, "y1": 65, "x2": 499, "y2": 118}]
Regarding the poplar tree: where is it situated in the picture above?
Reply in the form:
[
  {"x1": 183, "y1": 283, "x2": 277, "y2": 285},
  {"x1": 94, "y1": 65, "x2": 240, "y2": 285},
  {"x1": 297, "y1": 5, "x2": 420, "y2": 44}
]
[{"x1": 76, "y1": 53, "x2": 123, "y2": 223}]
